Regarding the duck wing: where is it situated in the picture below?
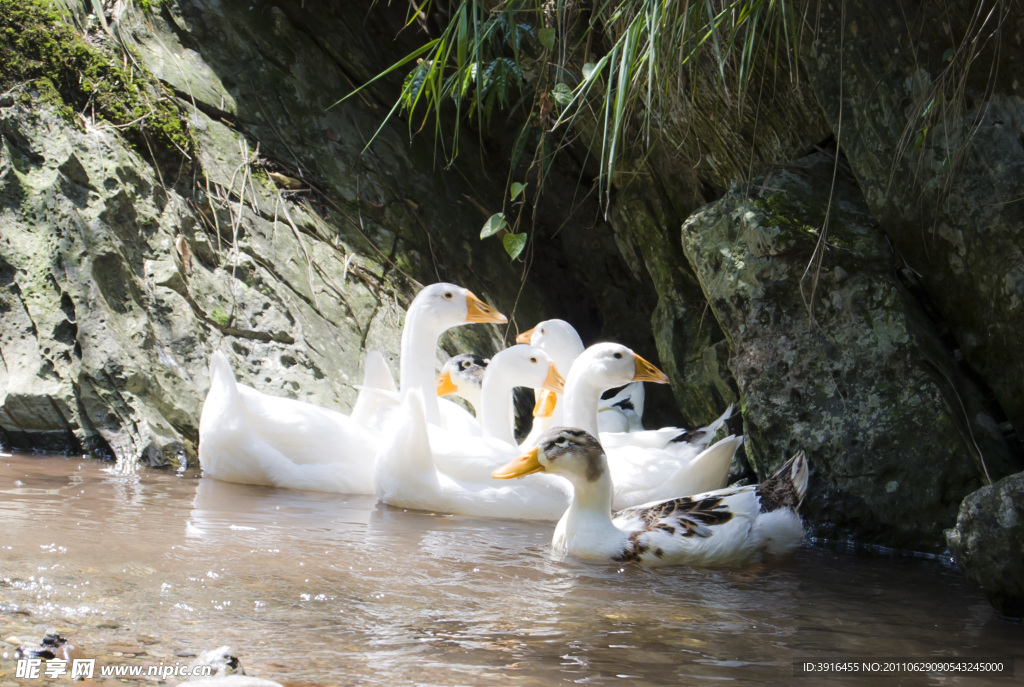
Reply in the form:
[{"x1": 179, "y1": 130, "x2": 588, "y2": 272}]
[{"x1": 199, "y1": 351, "x2": 377, "y2": 494}]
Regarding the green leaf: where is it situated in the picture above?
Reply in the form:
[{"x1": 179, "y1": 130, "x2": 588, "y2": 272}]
[
  {"x1": 510, "y1": 182, "x2": 527, "y2": 201},
  {"x1": 582, "y1": 62, "x2": 598, "y2": 81},
  {"x1": 913, "y1": 128, "x2": 928, "y2": 153},
  {"x1": 503, "y1": 232, "x2": 527, "y2": 260},
  {"x1": 538, "y1": 27, "x2": 556, "y2": 51},
  {"x1": 552, "y1": 82, "x2": 573, "y2": 105},
  {"x1": 401, "y1": 62, "x2": 431, "y2": 109},
  {"x1": 480, "y1": 213, "x2": 508, "y2": 239}
]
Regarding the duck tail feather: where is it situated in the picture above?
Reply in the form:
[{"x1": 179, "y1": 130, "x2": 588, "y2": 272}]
[{"x1": 758, "y1": 450, "x2": 809, "y2": 513}]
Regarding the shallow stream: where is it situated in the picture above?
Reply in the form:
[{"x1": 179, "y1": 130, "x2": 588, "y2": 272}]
[{"x1": 0, "y1": 454, "x2": 1020, "y2": 685}]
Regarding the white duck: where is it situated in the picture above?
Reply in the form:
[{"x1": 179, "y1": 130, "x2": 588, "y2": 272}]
[
  {"x1": 493, "y1": 427, "x2": 808, "y2": 566},
  {"x1": 559, "y1": 343, "x2": 740, "y2": 507},
  {"x1": 397, "y1": 283, "x2": 507, "y2": 428},
  {"x1": 435, "y1": 353, "x2": 489, "y2": 416},
  {"x1": 374, "y1": 388, "x2": 572, "y2": 520},
  {"x1": 517, "y1": 319, "x2": 644, "y2": 439},
  {"x1": 198, "y1": 283, "x2": 507, "y2": 492},
  {"x1": 198, "y1": 350, "x2": 379, "y2": 493},
  {"x1": 519, "y1": 319, "x2": 734, "y2": 455},
  {"x1": 415, "y1": 345, "x2": 564, "y2": 483},
  {"x1": 437, "y1": 346, "x2": 564, "y2": 447}
]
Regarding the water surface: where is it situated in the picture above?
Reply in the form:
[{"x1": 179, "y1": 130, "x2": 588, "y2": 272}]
[{"x1": 0, "y1": 454, "x2": 1020, "y2": 685}]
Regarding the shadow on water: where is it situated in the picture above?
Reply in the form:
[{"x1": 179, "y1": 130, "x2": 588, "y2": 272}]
[{"x1": 0, "y1": 453, "x2": 1020, "y2": 685}]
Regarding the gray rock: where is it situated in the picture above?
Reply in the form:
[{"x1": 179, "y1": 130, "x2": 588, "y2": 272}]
[
  {"x1": 681, "y1": 152, "x2": 1013, "y2": 552},
  {"x1": 802, "y1": 1, "x2": 1024, "y2": 439},
  {"x1": 946, "y1": 472, "x2": 1024, "y2": 618},
  {"x1": 0, "y1": 5, "x2": 531, "y2": 467}
]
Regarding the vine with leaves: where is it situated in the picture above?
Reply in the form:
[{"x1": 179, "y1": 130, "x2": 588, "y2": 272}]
[{"x1": 338, "y1": 0, "x2": 804, "y2": 259}]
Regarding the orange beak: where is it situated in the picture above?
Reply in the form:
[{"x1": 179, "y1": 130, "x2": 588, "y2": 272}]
[
  {"x1": 515, "y1": 325, "x2": 536, "y2": 344},
  {"x1": 533, "y1": 389, "x2": 558, "y2": 418},
  {"x1": 465, "y1": 291, "x2": 508, "y2": 324},
  {"x1": 632, "y1": 353, "x2": 669, "y2": 384},
  {"x1": 541, "y1": 363, "x2": 564, "y2": 394},
  {"x1": 436, "y1": 370, "x2": 458, "y2": 397},
  {"x1": 492, "y1": 447, "x2": 544, "y2": 479}
]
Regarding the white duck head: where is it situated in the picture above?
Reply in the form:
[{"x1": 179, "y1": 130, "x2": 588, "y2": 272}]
[
  {"x1": 516, "y1": 319, "x2": 585, "y2": 373},
  {"x1": 436, "y1": 353, "x2": 489, "y2": 414},
  {"x1": 562, "y1": 343, "x2": 668, "y2": 436},
  {"x1": 438, "y1": 344, "x2": 564, "y2": 446},
  {"x1": 400, "y1": 283, "x2": 507, "y2": 424}
]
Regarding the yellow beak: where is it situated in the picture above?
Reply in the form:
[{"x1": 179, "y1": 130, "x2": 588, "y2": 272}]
[
  {"x1": 632, "y1": 353, "x2": 670, "y2": 384},
  {"x1": 436, "y1": 370, "x2": 458, "y2": 397},
  {"x1": 533, "y1": 389, "x2": 558, "y2": 418},
  {"x1": 541, "y1": 363, "x2": 565, "y2": 393},
  {"x1": 515, "y1": 325, "x2": 536, "y2": 344},
  {"x1": 492, "y1": 447, "x2": 544, "y2": 479},
  {"x1": 465, "y1": 291, "x2": 508, "y2": 324}
]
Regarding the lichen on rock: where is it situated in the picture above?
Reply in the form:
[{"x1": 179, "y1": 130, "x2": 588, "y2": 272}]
[{"x1": 681, "y1": 152, "x2": 1014, "y2": 552}]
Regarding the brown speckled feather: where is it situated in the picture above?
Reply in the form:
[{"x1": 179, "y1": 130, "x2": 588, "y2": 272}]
[{"x1": 755, "y1": 451, "x2": 808, "y2": 513}]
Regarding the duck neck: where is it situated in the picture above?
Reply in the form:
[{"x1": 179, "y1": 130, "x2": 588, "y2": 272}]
[
  {"x1": 459, "y1": 388, "x2": 482, "y2": 417},
  {"x1": 556, "y1": 470, "x2": 623, "y2": 557},
  {"x1": 562, "y1": 369, "x2": 601, "y2": 437},
  {"x1": 479, "y1": 373, "x2": 516, "y2": 446},
  {"x1": 551, "y1": 346, "x2": 583, "y2": 378},
  {"x1": 399, "y1": 306, "x2": 447, "y2": 425}
]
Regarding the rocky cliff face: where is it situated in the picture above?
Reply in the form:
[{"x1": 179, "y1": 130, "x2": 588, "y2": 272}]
[
  {"x1": 2, "y1": 0, "x2": 1023, "y2": 596},
  {"x1": 0, "y1": 0, "x2": 655, "y2": 465}
]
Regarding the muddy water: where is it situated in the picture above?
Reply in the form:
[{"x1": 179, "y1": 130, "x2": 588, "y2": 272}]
[{"x1": 0, "y1": 454, "x2": 1020, "y2": 686}]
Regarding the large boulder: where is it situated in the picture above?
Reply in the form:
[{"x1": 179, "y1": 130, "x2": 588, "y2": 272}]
[
  {"x1": 680, "y1": 152, "x2": 1015, "y2": 551},
  {"x1": 802, "y1": 0, "x2": 1024, "y2": 441},
  {"x1": 947, "y1": 472, "x2": 1024, "y2": 618}
]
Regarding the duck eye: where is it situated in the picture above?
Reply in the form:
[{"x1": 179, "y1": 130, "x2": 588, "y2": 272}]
[
  {"x1": 553, "y1": 437, "x2": 569, "y2": 448},
  {"x1": 444, "y1": 292, "x2": 453, "y2": 299},
  {"x1": 529, "y1": 357, "x2": 537, "y2": 364},
  {"x1": 613, "y1": 352, "x2": 623, "y2": 359}
]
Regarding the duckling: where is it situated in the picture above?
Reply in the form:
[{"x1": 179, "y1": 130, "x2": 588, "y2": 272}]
[{"x1": 493, "y1": 427, "x2": 808, "y2": 566}]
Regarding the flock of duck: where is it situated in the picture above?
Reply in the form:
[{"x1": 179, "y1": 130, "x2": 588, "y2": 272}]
[{"x1": 198, "y1": 283, "x2": 809, "y2": 567}]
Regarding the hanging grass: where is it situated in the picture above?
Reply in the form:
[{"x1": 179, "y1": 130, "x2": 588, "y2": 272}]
[{"x1": 339, "y1": 0, "x2": 804, "y2": 210}]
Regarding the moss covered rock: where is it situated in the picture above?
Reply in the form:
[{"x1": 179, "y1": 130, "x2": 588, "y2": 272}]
[
  {"x1": 681, "y1": 152, "x2": 1015, "y2": 552},
  {"x1": 801, "y1": 0, "x2": 1024, "y2": 444}
]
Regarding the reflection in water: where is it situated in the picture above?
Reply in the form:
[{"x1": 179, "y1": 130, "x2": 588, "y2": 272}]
[{"x1": 0, "y1": 454, "x2": 1020, "y2": 685}]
